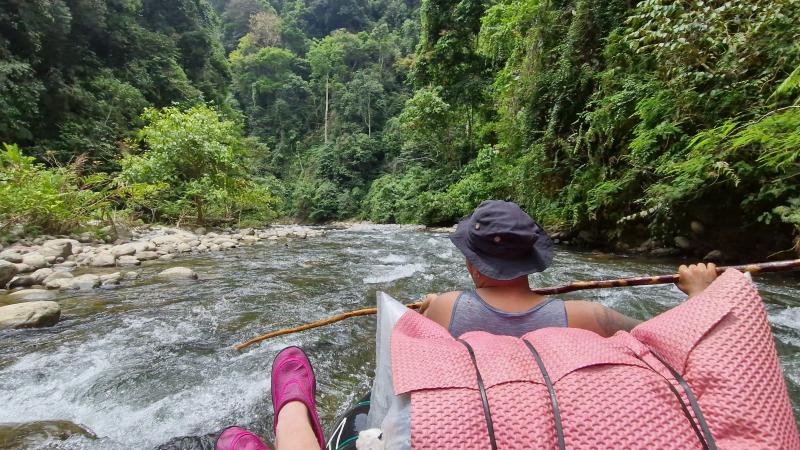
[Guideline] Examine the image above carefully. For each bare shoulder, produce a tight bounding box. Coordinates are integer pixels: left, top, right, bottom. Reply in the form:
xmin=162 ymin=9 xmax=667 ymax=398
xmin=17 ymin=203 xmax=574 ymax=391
xmin=423 ymin=291 xmax=461 ymax=328
xmin=424 ymin=291 xmax=460 ymax=314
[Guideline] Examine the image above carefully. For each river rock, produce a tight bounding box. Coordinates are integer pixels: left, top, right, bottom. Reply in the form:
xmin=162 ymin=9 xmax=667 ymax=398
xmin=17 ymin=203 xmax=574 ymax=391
xmin=0 ymin=250 xmax=23 ymax=263
xmin=39 ymin=239 xmax=73 ymax=258
xmin=132 ymin=241 xmax=153 ymax=252
xmin=9 ymin=289 xmax=57 ymax=301
xmin=44 ymin=271 xmax=73 ymax=284
xmin=72 ymin=274 xmax=101 ymax=290
xmin=194 ymin=227 xmax=207 ymax=235
xmin=100 ymin=272 xmax=122 ymax=286
xmin=650 ymin=247 xmax=680 ymax=257
xmin=13 ymin=263 xmax=33 ymax=274
xmin=221 ymin=241 xmax=237 ymax=249
xmin=0 ymin=301 xmax=61 ymax=329
xmin=690 ymin=220 xmax=705 ymax=235
xmin=110 ymin=243 xmax=137 ymax=257
xmin=89 ymin=252 xmax=116 ymax=267
xmin=53 ymin=261 xmax=77 ymax=269
xmin=0 ymin=260 xmax=18 ymax=287
xmin=30 ymin=268 xmax=54 ymax=284
xmin=77 ymin=232 xmax=95 ymax=243
xmin=134 ymin=251 xmax=158 ymax=261
xmin=123 ymin=271 xmax=140 ymax=280
xmin=209 ymin=244 xmax=220 ymax=252
xmin=242 ymin=236 xmax=259 ymax=243
xmin=152 ymin=235 xmax=184 ymax=246
xmin=158 ymin=267 xmax=198 ymax=280
xmin=196 ymin=244 xmax=208 ymax=252
xmin=176 ymin=243 xmax=192 ymax=253
xmin=21 ymin=253 xmax=48 ymax=270
xmin=0 ymin=420 xmax=96 ymax=448
xmin=159 ymin=254 xmax=175 ymax=261
xmin=45 ymin=278 xmax=76 ymax=290
xmin=674 ymin=236 xmax=692 ymax=250
xmin=703 ymin=249 xmax=724 ymax=262
xmin=117 ymin=255 xmax=141 ymax=266
xmin=8 ymin=275 xmax=36 ymax=289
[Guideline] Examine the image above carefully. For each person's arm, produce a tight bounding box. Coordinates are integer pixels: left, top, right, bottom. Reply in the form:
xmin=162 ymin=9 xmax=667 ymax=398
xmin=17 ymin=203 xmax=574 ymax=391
xmin=566 ymin=263 xmax=720 ymax=337
xmin=565 ymin=301 xmax=641 ymax=338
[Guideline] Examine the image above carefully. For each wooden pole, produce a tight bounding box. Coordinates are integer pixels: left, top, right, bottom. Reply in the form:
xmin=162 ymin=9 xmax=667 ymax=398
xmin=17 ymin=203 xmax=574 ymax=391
xmin=234 ymin=259 xmax=800 ymax=351
xmin=530 ymin=259 xmax=800 ymax=295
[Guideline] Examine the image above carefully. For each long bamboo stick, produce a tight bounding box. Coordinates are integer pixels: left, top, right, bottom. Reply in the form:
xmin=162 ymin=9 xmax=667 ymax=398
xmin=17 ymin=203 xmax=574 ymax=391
xmin=234 ymin=259 xmax=800 ymax=351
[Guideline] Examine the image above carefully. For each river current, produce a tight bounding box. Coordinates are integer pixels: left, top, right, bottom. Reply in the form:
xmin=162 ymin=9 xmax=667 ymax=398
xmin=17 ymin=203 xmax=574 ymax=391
xmin=0 ymin=225 xmax=798 ymax=448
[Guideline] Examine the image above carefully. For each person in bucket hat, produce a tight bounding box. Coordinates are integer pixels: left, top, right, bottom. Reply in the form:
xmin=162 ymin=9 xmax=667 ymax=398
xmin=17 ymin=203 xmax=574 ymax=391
xmin=422 ymin=200 xmax=719 ymax=338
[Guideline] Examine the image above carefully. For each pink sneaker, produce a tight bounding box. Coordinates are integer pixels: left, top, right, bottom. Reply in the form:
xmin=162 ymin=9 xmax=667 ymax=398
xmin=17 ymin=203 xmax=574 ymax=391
xmin=215 ymin=427 xmax=270 ymax=450
xmin=271 ymin=346 xmax=325 ymax=450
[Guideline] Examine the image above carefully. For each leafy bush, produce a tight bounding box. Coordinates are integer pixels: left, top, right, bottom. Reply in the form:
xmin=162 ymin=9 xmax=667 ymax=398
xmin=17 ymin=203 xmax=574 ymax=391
xmin=0 ymin=143 xmax=110 ymax=237
xmin=117 ymin=105 xmax=281 ymax=226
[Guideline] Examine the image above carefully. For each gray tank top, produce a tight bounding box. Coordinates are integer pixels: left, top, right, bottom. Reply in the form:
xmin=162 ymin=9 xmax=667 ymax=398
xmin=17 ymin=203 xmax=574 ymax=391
xmin=448 ymin=290 xmax=567 ymax=338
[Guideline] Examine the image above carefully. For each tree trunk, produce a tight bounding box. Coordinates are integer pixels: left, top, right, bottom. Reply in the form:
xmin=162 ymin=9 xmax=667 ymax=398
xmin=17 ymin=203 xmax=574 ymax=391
xmin=324 ymin=73 xmax=330 ymax=144
xmin=367 ymin=92 xmax=371 ymax=137
xmin=195 ymin=196 xmax=205 ymax=225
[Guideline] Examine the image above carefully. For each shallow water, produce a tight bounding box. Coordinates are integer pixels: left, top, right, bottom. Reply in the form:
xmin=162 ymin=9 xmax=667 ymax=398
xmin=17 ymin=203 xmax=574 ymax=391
xmin=0 ymin=225 xmax=797 ymax=448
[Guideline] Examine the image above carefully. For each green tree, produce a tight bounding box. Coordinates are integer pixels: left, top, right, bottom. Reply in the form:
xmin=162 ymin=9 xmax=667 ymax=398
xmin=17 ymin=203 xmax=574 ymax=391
xmin=118 ymin=105 xmax=279 ymax=224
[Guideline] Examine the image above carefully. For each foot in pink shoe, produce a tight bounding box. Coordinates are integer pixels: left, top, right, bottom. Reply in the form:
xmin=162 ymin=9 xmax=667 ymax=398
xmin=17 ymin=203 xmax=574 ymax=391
xmin=271 ymin=346 xmax=325 ymax=450
xmin=215 ymin=427 xmax=270 ymax=450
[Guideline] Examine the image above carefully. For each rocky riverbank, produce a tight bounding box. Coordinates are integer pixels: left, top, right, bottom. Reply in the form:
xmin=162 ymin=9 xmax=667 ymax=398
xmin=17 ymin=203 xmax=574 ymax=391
xmin=0 ymin=225 xmax=324 ymax=329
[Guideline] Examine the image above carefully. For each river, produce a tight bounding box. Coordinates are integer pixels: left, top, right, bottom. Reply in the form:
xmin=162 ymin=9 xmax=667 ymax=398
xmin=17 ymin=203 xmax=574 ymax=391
xmin=0 ymin=225 xmax=798 ymax=448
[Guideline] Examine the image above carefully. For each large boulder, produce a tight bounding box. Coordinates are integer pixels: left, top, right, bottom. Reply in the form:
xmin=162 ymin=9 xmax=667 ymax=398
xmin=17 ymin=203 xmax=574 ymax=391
xmin=100 ymin=272 xmax=122 ymax=286
xmin=0 ymin=301 xmax=61 ymax=329
xmin=116 ymin=255 xmax=140 ymax=266
xmin=110 ymin=243 xmax=137 ymax=257
xmin=21 ymin=253 xmax=48 ymax=270
xmin=72 ymin=274 xmax=100 ymax=290
xmin=0 ymin=250 xmax=23 ymax=263
xmin=674 ymin=236 xmax=692 ymax=250
xmin=30 ymin=268 xmax=54 ymax=284
xmin=43 ymin=271 xmax=73 ymax=284
xmin=134 ymin=251 xmax=159 ymax=261
xmin=157 ymin=267 xmax=198 ymax=280
xmin=703 ymin=249 xmax=724 ymax=262
xmin=8 ymin=289 xmax=57 ymax=301
xmin=45 ymin=278 xmax=76 ymax=290
xmin=0 ymin=260 xmax=18 ymax=287
xmin=13 ymin=263 xmax=33 ymax=274
xmin=0 ymin=420 xmax=96 ymax=448
xmin=8 ymin=275 xmax=36 ymax=289
xmin=152 ymin=235 xmax=184 ymax=246
xmin=89 ymin=253 xmax=116 ymax=267
xmin=123 ymin=271 xmax=140 ymax=280
xmin=39 ymin=239 xmax=74 ymax=258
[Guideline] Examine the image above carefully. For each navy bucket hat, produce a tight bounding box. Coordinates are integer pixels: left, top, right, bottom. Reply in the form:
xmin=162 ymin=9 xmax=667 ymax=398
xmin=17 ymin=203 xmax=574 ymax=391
xmin=449 ymin=200 xmax=553 ymax=280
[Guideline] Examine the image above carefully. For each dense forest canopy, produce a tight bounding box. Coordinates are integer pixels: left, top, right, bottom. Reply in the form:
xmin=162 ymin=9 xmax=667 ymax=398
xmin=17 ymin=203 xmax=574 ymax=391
xmin=1 ymin=0 xmax=799 ymax=257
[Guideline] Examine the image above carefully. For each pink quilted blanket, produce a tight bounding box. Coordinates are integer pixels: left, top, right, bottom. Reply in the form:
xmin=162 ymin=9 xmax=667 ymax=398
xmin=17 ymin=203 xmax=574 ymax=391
xmin=391 ymin=270 xmax=799 ymax=449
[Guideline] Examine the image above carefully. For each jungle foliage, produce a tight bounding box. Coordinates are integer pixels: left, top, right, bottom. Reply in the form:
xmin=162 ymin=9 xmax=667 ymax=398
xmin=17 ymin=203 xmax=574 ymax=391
xmin=366 ymin=0 xmax=800 ymax=254
xmin=2 ymin=0 xmax=799 ymax=254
